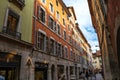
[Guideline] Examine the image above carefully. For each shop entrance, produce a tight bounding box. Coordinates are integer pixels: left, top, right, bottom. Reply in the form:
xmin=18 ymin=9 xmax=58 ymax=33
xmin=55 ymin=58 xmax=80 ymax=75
xmin=0 ymin=67 xmax=19 ymax=80
xmin=35 ymin=62 xmax=48 ymax=80
xmin=0 ymin=52 xmax=21 ymax=80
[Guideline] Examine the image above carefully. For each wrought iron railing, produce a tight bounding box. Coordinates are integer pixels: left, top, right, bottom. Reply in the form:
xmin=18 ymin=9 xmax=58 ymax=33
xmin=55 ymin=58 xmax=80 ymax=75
xmin=8 ymin=0 xmax=25 ymax=8
xmin=2 ymin=26 xmax=21 ymax=40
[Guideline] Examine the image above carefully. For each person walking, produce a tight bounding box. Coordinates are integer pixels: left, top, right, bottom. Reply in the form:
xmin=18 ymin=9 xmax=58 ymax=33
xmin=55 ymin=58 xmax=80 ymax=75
xmin=95 ymin=72 xmax=103 ymax=80
xmin=0 ymin=73 xmax=5 ymax=80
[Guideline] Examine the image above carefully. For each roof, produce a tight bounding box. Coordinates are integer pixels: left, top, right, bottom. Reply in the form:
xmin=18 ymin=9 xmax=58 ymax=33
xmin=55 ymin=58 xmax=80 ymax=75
xmin=58 ymin=0 xmax=71 ymax=17
xmin=67 ymin=6 xmax=77 ymax=20
xmin=93 ymin=50 xmax=101 ymax=57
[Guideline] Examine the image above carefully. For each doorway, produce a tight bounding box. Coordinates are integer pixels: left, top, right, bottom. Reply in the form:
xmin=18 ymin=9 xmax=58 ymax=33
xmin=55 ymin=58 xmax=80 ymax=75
xmin=117 ymin=27 xmax=120 ymax=69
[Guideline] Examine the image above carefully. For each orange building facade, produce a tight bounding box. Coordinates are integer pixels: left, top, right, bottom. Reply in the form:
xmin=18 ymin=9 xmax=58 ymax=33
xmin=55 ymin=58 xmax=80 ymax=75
xmin=31 ymin=0 xmax=92 ymax=80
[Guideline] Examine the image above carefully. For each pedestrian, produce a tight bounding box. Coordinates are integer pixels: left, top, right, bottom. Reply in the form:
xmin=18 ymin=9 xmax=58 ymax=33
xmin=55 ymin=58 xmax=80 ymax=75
xmin=95 ymin=71 xmax=103 ymax=80
xmin=0 ymin=72 xmax=5 ymax=80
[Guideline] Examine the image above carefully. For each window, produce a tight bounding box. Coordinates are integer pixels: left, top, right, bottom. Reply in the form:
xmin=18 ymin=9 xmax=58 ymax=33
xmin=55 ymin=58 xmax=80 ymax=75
xmin=3 ymin=9 xmax=21 ymax=39
xmin=53 ymin=22 xmax=56 ymax=32
xmin=46 ymin=36 xmax=49 ymax=53
xmin=63 ymin=31 xmax=66 ymax=40
xmin=70 ymin=49 xmax=72 ymax=60
xmin=57 ymin=24 xmax=60 ymax=35
xmin=48 ymin=16 xmax=54 ymax=30
xmin=37 ymin=31 xmax=46 ymax=51
xmin=67 ymin=15 xmax=69 ymax=20
xmin=37 ymin=6 xmax=46 ymax=23
xmin=50 ymin=3 xmax=54 ymax=13
xmin=56 ymin=0 xmax=59 ymax=6
xmin=50 ymin=39 xmax=55 ymax=55
xmin=62 ymin=8 xmax=64 ymax=15
xmin=58 ymin=43 xmax=62 ymax=57
xmin=9 ymin=0 xmax=25 ymax=8
xmin=68 ymin=25 xmax=70 ymax=31
xmin=62 ymin=45 xmax=64 ymax=58
xmin=41 ymin=0 xmax=45 ymax=4
xmin=56 ymin=11 xmax=59 ymax=20
xmin=63 ymin=18 xmax=65 ymax=26
xmin=64 ymin=47 xmax=68 ymax=58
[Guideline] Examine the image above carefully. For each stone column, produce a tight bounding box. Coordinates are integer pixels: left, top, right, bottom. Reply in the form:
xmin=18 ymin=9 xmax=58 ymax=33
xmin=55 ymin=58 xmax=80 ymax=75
xmin=64 ymin=65 xmax=67 ymax=80
xmin=55 ymin=65 xmax=58 ymax=80
xmin=68 ymin=66 xmax=70 ymax=80
xmin=29 ymin=66 xmax=35 ymax=80
xmin=48 ymin=65 xmax=51 ymax=80
xmin=76 ymin=67 xmax=79 ymax=80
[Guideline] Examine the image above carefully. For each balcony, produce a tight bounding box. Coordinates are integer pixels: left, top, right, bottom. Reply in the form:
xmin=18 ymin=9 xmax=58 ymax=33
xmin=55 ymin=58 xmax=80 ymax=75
xmin=2 ymin=26 xmax=21 ymax=40
xmin=8 ymin=0 xmax=25 ymax=9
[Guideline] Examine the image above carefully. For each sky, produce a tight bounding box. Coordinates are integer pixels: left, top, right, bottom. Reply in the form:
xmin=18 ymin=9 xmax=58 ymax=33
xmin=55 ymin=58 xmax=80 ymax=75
xmin=63 ymin=0 xmax=100 ymax=52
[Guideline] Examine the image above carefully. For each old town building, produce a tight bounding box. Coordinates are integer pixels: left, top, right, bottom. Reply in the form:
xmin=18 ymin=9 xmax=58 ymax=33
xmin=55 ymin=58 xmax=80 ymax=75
xmin=92 ymin=51 xmax=102 ymax=71
xmin=88 ymin=0 xmax=120 ymax=79
xmin=31 ymin=0 xmax=92 ymax=80
xmin=0 ymin=0 xmax=34 ymax=80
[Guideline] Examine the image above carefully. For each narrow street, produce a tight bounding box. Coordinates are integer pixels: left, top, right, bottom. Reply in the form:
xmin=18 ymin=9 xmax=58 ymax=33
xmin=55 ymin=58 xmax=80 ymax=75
xmin=0 ymin=0 xmax=120 ymax=80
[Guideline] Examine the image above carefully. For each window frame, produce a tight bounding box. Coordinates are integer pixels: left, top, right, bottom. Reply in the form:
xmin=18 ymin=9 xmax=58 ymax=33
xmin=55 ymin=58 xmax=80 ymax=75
xmin=37 ymin=6 xmax=46 ymax=24
xmin=64 ymin=46 xmax=68 ymax=59
xmin=50 ymin=37 xmax=56 ymax=55
xmin=49 ymin=3 xmax=54 ymax=13
xmin=56 ymin=11 xmax=60 ymax=20
xmin=41 ymin=0 xmax=46 ymax=4
xmin=56 ymin=23 xmax=61 ymax=35
xmin=37 ymin=29 xmax=46 ymax=51
xmin=48 ymin=16 xmax=54 ymax=30
xmin=3 ymin=8 xmax=21 ymax=39
xmin=63 ymin=30 xmax=66 ymax=40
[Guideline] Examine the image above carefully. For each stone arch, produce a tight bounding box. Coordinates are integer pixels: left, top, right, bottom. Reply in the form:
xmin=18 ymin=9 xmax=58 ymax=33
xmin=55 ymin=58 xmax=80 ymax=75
xmin=115 ymin=15 xmax=120 ymax=69
xmin=117 ymin=27 xmax=120 ymax=68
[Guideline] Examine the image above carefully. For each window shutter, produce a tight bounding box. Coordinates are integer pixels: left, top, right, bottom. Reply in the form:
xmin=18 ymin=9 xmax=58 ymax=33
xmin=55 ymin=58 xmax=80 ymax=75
xmin=48 ymin=16 xmax=50 ymax=28
xmin=37 ymin=6 xmax=40 ymax=20
xmin=53 ymin=21 xmax=56 ymax=32
xmin=46 ymin=36 xmax=50 ymax=54
xmin=62 ymin=45 xmax=64 ymax=58
xmin=55 ymin=41 xmax=58 ymax=56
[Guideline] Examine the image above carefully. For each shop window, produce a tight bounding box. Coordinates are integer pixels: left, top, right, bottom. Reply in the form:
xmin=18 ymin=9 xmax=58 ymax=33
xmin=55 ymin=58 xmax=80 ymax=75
xmin=37 ymin=31 xmax=46 ymax=51
xmin=35 ymin=62 xmax=48 ymax=80
xmin=0 ymin=52 xmax=21 ymax=80
xmin=37 ymin=6 xmax=46 ymax=24
xmin=70 ymin=66 xmax=74 ymax=75
xmin=2 ymin=9 xmax=21 ymax=39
